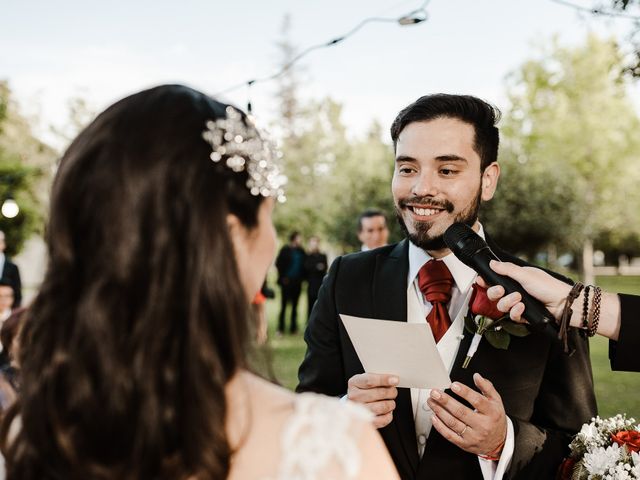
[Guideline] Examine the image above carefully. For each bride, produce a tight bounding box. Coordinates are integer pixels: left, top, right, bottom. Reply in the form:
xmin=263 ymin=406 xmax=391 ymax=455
xmin=0 ymin=85 xmax=398 ymax=480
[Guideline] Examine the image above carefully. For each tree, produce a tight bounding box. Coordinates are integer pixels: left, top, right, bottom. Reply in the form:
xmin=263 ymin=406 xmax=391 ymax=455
xmin=482 ymin=147 xmax=581 ymax=260
xmin=50 ymin=95 xmax=96 ymax=149
xmin=599 ymin=1 xmax=640 ymax=77
xmin=495 ymin=34 xmax=640 ymax=281
xmin=270 ymin=16 xmax=340 ymax=241
xmin=324 ymin=121 xmax=399 ymax=252
xmin=269 ymin=16 xmax=407 ymax=252
xmin=0 ymin=81 xmax=50 ymax=255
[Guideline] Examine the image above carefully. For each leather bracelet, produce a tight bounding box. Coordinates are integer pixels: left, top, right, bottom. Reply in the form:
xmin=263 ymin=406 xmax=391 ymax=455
xmin=588 ymin=286 xmax=602 ymax=337
xmin=558 ymin=282 xmax=583 ymax=353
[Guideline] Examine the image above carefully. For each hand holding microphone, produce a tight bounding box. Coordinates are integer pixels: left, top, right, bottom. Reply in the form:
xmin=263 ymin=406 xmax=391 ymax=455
xmin=478 ymin=261 xmax=572 ymax=324
xmin=443 ymin=223 xmax=559 ymax=339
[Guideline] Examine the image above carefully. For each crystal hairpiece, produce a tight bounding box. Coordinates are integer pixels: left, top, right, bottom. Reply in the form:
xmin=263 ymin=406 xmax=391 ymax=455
xmin=202 ymin=106 xmax=286 ymax=202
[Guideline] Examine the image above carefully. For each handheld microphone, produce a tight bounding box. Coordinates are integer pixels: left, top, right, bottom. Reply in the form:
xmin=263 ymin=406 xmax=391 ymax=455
xmin=443 ymin=222 xmax=558 ymax=339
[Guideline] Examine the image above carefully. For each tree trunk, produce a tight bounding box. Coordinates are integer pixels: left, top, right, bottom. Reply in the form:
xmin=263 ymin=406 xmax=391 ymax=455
xmin=582 ymin=239 xmax=595 ymax=285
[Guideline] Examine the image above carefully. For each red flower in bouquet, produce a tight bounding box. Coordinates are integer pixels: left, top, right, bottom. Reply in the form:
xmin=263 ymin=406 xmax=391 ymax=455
xmin=556 ymin=457 xmax=575 ymax=480
xmin=611 ymin=430 xmax=640 ymax=452
xmin=469 ymin=283 xmax=503 ymax=320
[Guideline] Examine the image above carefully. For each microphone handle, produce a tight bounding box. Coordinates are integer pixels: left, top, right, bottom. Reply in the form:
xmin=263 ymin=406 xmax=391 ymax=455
xmin=473 ymin=248 xmax=558 ymax=339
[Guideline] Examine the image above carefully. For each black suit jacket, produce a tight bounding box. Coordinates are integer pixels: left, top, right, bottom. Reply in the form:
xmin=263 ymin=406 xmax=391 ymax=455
xmin=1 ymin=259 xmax=21 ymax=308
xmin=609 ymin=293 xmax=640 ymax=372
xmin=297 ymin=238 xmax=597 ymax=480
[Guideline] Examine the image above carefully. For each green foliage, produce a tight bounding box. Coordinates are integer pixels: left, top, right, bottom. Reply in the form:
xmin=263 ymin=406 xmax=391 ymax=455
xmin=0 ymin=80 xmax=51 ymax=255
xmin=489 ymin=35 xmax=640 ymax=261
xmin=274 ymin=101 xmax=400 ymax=252
xmin=0 ymin=159 xmax=43 ymax=256
xmin=483 ymin=148 xmax=582 ymax=256
xmin=323 ymin=121 xmax=400 ymax=252
xmin=271 ymin=22 xmax=400 ymax=252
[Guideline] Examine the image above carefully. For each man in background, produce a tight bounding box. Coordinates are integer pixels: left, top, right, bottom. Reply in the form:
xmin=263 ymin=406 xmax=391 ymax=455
xmin=357 ymin=209 xmax=389 ymax=251
xmin=0 ymin=231 xmax=21 ymax=308
xmin=275 ymin=231 xmax=306 ymax=335
xmin=304 ymin=236 xmax=328 ymax=322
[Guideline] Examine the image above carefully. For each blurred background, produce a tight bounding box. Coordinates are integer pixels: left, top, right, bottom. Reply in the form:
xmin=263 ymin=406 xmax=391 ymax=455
xmin=1 ymin=0 xmax=639 ymax=416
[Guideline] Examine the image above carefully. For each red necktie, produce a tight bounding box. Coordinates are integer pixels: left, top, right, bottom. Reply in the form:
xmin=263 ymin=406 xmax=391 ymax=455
xmin=418 ymin=260 xmax=454 ymax=343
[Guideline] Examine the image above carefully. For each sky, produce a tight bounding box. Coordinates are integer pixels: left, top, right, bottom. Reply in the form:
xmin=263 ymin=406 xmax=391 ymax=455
xmin=2 ymin=0 xmax=638 ymax=150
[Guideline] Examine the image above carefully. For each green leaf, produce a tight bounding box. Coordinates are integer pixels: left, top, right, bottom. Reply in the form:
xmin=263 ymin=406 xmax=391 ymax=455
xmin=485 ymin=330 xmax=511 ymax=350
xmin=464 ymin=314 xmax=478 ymax=334
xmin=571 ymin=460 xmax=588 ymax=480
xmin=500 ymin=321 xmax=531 ymax=337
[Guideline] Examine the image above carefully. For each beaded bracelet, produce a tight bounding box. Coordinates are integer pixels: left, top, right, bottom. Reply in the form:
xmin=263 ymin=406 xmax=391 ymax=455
xmin=581 ymin=285 xmax=592 ymax=331
xmin=588 ymin=286 xmax=602 ymax=337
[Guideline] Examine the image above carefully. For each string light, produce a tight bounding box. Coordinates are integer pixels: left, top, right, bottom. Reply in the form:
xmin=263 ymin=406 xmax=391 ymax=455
xmin=215 ymin=0 xmax=431 ymax=107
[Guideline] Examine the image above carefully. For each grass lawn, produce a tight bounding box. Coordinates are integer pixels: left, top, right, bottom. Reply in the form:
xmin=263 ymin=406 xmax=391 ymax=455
xmin=256 ymin=276 xmax=640 ymax=418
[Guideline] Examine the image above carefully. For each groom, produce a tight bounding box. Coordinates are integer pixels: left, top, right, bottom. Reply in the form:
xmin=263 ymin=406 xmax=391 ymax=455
xmin=297 ymin=94 xmax=597 ymax=479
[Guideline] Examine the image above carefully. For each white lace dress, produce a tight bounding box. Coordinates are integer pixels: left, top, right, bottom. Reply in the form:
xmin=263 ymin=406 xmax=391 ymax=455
xmin=268 ymin=392 xmax=373 ymax=480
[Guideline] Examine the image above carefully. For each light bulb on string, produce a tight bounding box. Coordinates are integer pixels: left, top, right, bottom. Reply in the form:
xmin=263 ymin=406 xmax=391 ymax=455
xmin=1 ymin=197 xmax=19 ymax=219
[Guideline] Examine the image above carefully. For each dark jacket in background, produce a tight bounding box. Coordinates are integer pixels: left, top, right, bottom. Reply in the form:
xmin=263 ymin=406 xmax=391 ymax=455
xmin=1 ymin=259 xmax=21 ymax=308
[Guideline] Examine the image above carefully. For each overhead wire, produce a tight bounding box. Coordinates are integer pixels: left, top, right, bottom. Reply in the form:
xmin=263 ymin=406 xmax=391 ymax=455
xmin=214 ymin=0 xmax=431 ymax=99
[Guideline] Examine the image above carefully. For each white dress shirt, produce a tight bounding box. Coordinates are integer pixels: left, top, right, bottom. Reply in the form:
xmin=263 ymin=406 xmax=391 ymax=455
xmin=406 ymin=225 xmax=514 ymax=479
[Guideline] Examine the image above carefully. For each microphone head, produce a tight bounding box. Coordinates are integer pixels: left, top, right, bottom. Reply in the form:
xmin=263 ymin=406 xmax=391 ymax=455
xmin=443 ymin=223 xmax=488 ymax=266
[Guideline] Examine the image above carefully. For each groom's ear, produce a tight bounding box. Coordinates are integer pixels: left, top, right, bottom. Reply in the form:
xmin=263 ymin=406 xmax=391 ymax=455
xmin=480 ymin=162 xmax=500 ymax=201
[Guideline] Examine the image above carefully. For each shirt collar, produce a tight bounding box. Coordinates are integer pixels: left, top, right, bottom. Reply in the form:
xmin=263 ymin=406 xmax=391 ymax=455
xmin=407 ymin=223 xmax=486 ymax=293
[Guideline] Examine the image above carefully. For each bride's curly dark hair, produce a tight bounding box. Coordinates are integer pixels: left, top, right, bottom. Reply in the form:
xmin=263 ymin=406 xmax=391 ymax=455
xmin=0 ymin=85 xmax=264 ymax=479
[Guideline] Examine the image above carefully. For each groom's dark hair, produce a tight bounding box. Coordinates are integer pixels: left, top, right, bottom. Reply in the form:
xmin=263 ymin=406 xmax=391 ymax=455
xmin=390 ymin=93 xmax=500 ymax=171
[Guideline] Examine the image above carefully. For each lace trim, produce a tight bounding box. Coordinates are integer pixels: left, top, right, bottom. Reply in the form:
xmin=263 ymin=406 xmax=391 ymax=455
xmin=273 ymin=393 xmax=371 ymax=480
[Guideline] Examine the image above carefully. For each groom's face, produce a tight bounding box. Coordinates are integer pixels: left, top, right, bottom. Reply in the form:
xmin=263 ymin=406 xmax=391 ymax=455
xmin=391 ymin=117 xmax=499 ymax=254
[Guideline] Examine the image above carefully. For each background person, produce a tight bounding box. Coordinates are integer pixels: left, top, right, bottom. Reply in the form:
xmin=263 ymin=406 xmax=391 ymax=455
xmin=275 ymin=231 xmax=306 ymax=335
xmin=0 ymin=231 xmax=21 ymax=308
xmin=0 ymin=307 xmax=27 ymax=394
xmin=304 ymin=235 xmax=328 ymax=321
xmin=357 ymin=209 xmax=389 ymax=251
xmin=0 ymin=281 xmax=15 ymax=326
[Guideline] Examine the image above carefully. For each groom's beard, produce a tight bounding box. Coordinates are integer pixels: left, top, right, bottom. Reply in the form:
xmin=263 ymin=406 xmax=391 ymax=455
xmin=395 ymin=188 xmax=482 ymax=251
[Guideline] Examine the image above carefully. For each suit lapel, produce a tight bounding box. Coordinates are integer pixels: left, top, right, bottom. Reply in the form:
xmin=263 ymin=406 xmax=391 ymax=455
xmin=372 ymin=240 xmax=420 ymax=474
xmin=372 ymin=240 xmax=409 ymax=323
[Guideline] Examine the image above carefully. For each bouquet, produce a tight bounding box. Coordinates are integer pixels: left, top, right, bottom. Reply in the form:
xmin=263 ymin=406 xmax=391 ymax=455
xmin=558 ymin=415 xmax=640 ymax=479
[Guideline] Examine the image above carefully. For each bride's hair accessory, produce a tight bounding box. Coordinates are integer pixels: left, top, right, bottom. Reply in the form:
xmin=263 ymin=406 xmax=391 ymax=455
xmin=202 ymin=106 xmax=286 ymax=202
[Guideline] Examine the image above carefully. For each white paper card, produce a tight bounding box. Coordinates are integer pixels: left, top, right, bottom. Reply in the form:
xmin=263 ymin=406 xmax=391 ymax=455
xmin=340 ymin=314 xmax=451 ymax=389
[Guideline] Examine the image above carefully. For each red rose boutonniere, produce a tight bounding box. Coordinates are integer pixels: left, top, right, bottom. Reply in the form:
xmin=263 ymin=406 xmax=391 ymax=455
xmin=462 ymin=283 xmax=530 ymax=368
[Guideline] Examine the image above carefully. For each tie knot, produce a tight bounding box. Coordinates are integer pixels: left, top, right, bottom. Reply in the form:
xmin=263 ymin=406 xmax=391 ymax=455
xmin=417 ymin=260 xmax=454 ymax=304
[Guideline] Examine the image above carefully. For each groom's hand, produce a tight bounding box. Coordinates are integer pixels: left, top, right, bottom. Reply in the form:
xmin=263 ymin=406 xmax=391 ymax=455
xmin=427 ymin=373 xmax=507 ymax=457
xmin=347 ymin=373 xmax=399 ymax=429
